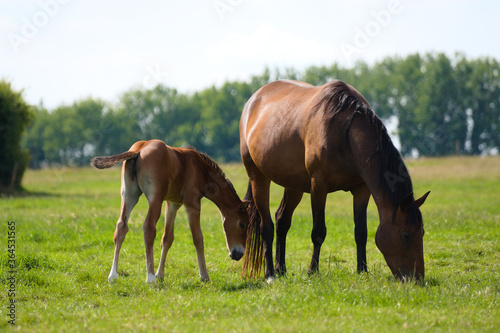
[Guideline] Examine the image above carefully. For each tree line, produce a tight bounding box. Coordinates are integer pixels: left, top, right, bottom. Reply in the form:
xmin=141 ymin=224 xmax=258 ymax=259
xmin=22 ymin=52 xmax=500 ymax=169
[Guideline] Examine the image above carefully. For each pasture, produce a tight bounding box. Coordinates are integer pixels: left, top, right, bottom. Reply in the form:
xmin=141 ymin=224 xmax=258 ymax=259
xmin=1 ymin=156 xmax=499 ymax=332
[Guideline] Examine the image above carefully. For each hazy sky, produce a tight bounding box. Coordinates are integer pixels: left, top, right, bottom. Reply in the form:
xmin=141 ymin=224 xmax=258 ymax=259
xmin=1 ymin=0 xmax=499 ymax=109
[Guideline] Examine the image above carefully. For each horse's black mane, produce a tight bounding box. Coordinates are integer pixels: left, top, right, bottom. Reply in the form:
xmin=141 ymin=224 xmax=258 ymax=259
xmin=315 ymin=81 xmax=419 ymax=226
xmin=192 ymin=149 xmax=239 ymax=198
xmin=315 ymin=80 xmax=377 ymax=132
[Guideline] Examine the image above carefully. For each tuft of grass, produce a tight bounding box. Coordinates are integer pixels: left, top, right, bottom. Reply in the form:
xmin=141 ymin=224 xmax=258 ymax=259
xmin=0 ymin=156 xmax=499 ymax=332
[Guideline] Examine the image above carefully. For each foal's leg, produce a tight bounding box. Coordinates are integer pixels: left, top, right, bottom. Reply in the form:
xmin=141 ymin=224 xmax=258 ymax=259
xmin=309 ymin=177 xmax=328 ymax=274
xmin=185 ymin=204 xmax=209 ymax=281
xmin=352 ymin=185 xmax=371 ymax=273
xmin=143 ymin=197 xmax=163 ymax=283
xmin=109 ymin=169 xmax=142 ymax=282
xmin=156 ymin=201 xmax=181 ymax=280
xmin=275 ymin=188 xmax=303 ymax=275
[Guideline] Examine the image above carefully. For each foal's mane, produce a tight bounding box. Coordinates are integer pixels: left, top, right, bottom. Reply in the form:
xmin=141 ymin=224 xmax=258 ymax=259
xmin=315 ymin=81 xmax=419 ymax=226
xmin=193 ymin=149 xmax=239 ymax=198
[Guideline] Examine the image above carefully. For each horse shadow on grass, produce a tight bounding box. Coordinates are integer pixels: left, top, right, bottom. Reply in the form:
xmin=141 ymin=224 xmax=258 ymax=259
xmin=216 ymin=280 xmax=264 ymax=292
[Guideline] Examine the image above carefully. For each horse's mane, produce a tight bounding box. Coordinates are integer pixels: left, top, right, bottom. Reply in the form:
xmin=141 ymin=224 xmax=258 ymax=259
xmin=192 ymin=149 xmax=239 ymax=198
xmin=315 ymin=81 xmax=418 ymax=226
xmin=314 ymin=80 xmax=377 ymax=138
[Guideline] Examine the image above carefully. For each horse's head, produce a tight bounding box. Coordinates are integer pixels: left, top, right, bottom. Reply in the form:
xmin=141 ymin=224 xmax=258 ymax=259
xmin=222 ymin=201 xmax=250 ymax=261
xmin=375 ymin=191 xmax=430 ymax=281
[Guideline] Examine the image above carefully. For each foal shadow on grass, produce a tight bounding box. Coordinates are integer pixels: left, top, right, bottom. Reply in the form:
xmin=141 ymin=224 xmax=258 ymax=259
xmin=1 ymin=188 xmax=62 ymax=198
xmin=158 ymin=279 xmax=263 ymax=292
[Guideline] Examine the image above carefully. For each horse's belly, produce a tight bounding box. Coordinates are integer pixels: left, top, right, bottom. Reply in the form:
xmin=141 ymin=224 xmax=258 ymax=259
xmin=266 ymin=168 xmax=312 ymax=193
xmin=249 ymin=135 xmax=364 ymax=194
xmin=253 ymin=157 xmax=362 ymax=194
xmin=248 ymin=137 xmax=312 ymax=192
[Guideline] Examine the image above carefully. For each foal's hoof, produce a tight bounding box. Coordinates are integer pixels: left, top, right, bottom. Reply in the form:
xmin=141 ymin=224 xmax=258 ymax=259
xmin=146 ymin=273 xmax=157 ymax=283
xmin=266 ymin=276 xmax=275 ymax=284
xmin=108 ymin=272 xmax=119 ymax=283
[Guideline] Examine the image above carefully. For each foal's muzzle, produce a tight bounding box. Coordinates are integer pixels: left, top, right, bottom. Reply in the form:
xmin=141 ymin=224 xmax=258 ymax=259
xmin=229 ymin=247 xmax=244 ymax=261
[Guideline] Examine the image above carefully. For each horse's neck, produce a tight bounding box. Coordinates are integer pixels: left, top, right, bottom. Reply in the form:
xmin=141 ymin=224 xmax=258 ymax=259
xmin=351 ymin=130 xmax=412 ymax=220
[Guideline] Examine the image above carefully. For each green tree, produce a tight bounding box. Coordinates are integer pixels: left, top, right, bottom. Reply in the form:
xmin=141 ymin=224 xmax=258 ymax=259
xmin=113 ymin=85 xmax=204 ymax=152
xmin=0 ymin=79 xmax=34 ymax=192
xmin=41 ymin=98 xmax=108 ymax=166
xmin=416 ymin=53 xmax=466 ymax=156
xmin=23 ymin=103 xmax=50 ymax=168
xmin=197 ymin=82 xmax=249 ymax=161
xmin=458 ymin=56 xmax=500 ymax=154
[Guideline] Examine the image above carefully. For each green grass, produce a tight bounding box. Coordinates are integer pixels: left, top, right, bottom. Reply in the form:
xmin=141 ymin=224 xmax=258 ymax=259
xmin=1 ymin=156 xmax=499 ymax=332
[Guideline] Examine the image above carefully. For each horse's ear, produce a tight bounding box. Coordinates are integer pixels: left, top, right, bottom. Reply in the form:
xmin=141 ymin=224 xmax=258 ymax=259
xmin=415 ymin=191 xmax=430 ymax=208
xmin=400 ymin=192 xmax=414 ymax=211
xmin=239 ymin=201 xmax=250 ymax=211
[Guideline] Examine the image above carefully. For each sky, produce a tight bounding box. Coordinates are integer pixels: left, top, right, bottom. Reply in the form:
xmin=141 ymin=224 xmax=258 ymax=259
xmin=1 ymin=0 xmax=500 ymax=109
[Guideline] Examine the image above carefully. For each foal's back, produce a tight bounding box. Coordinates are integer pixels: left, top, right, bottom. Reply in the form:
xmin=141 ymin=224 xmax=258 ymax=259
xmin=125 ymin=140 xmax=201 ymax=205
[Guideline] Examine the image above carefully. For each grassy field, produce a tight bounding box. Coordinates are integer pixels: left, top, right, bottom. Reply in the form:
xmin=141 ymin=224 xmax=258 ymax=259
xmin=1 ymin=156 xmax=499 ymax=332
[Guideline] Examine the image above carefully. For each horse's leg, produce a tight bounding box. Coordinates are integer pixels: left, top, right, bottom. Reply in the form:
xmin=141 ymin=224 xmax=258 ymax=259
xmin=143 ymin=197 xmax=163 ymax=283
xmin=309 ymin=178 xmax=328 ymax=274
xmin=352 ymin=185 xmax=371 ymax=273
xmin=156 ymin=201 xmax=181 ymax=280
xmin=185 ymin=204 xmax=209 ymax=281
xmin=275 ymin=188 xmax=303 ymax=275
xmin=108 ymin=167 xmax=142 ymax=282
xmin=250 ymin=174 xmax=274 ymax=280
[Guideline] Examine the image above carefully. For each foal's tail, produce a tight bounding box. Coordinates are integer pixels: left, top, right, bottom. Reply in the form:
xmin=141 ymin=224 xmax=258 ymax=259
xmin=91 ymin=151 xmax=139 ymax=169
xmin=242 ymin=181 xmax=265 ymax=279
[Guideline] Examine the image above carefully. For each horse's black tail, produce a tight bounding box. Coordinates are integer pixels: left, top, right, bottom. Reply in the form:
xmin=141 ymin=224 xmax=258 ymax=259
xmin=91 ymin=151 xmax=139 ymax=169
xmin=242 ymin=181 xmax=265 ymax=279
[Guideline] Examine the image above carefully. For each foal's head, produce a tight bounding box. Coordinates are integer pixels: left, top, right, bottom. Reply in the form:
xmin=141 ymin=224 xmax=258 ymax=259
xmin=375 ymin=191 xmax=430 ymax=281
xmin=195 ymin=150 xmax=250 ymax=262
xmin=221 ymin=201 xmax=250 ymax=261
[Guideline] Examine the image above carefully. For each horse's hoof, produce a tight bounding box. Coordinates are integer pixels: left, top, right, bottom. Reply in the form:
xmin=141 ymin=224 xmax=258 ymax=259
xmin=266 ymin=276 xmax=275 ymax=284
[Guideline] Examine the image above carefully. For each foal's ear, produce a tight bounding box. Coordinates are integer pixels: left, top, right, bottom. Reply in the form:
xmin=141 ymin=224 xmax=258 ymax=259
xmin=415 ymin=191 xmax=430 ymax=208
xmin=239 ymin=201 xmax=250 ymax=211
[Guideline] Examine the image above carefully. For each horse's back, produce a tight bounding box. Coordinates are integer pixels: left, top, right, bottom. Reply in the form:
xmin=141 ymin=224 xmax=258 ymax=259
xmin=240 ymin=81 xmax=328 ymax=192
xmin=241 ymin=80 xmax=317 ymax=134
xmin=240 ymin=80 xmax=369 ymax=193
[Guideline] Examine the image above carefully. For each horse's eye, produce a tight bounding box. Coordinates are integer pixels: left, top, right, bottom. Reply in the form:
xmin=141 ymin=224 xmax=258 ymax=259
xmin=238 ymin=221 xmax=245 ymax=230
xmin=402 ymin=232 xmax=411 ymax=240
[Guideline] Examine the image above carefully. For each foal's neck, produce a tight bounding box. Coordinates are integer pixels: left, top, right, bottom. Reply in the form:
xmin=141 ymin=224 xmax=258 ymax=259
xmin=200 ymin=164 xmax=239 ymax=214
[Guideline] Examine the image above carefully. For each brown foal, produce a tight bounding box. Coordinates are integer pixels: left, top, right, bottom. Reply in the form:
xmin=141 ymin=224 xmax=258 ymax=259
xmin=92 ymin=140 xmax=249 ymax=282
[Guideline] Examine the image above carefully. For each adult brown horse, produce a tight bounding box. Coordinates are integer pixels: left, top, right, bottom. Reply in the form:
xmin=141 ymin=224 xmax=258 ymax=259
xmin=240 ymin=80 xmax=430 ymax=281
xmin=91 ymin=140 xmax=249 ymax=283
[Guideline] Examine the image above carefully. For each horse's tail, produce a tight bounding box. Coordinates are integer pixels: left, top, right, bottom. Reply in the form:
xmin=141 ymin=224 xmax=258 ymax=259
xmin=242 ymin=181 xmax=265 ymax=279
xmin=91 ymin=151 xmax=139 ymax=169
